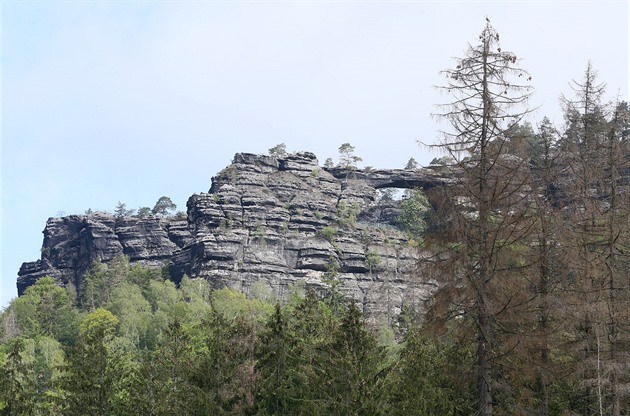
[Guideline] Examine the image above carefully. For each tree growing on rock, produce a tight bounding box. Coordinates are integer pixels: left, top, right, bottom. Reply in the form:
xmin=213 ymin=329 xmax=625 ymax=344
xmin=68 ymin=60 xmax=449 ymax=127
xmin=152 ymin=196 xmax=177 ymax=217
xmin=136 ymin=206 xmax=152 ymax=218
xmin=114 ymin=201 xmax=134 ymax=219
xmin=268 ymin=143 xmax=288 ymax=158
xmin=338 ymin=143 xmax=362 ymax=170
xmin=404 ymin=157 xmax=418 ymax=170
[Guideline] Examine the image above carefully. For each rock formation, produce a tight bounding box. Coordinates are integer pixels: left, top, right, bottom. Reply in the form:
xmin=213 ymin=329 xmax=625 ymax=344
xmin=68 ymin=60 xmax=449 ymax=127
xmin=17 ymin=213 xmax=193 ymax=297
xmin=18 ymin=151 xmax=449 ymax=323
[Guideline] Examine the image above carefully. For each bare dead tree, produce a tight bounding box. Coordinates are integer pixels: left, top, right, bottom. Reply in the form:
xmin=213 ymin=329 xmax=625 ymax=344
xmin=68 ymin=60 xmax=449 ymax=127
xmin=559 ymin=64 xmax=630 ymax=415
xmin=428 ymin=19 xmax=534 ymax=416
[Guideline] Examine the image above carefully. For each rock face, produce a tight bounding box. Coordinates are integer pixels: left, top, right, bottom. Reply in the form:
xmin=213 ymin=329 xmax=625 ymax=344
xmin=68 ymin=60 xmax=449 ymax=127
xmin=18 ymin=151 xmax=448 ymax=323
xmin=17 ymin=213 xmax=193 ymax=296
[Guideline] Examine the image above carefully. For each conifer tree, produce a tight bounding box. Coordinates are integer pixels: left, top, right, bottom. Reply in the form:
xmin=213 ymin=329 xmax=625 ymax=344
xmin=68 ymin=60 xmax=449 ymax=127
xmin=386 ymin=329 xmax=475 ymax=416
xmin=0 ymin=338 xmax=37 ymax=416
xmin=282 ymin=291 xmax=336 ymax=415
xmin=139 ymin=319 xmax=203 ymax=415
xmin=430 ymin=19 xmax=533 ymax=416
xmin=600 ymin=101 xmax=630 ymax=415
xmin=526 ymin=117 xmax=563 ymax=416
xmin=323 ymin=301 xmax=389 ymax=415
xmin=255 ymin=304 xmax=292 ymax=416
xmin=557 ymin=64 xmax=626 ymax=415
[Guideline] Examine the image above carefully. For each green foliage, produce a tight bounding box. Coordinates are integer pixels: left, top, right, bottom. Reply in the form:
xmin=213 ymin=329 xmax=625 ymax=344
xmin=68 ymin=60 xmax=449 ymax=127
xmin=114 ymin=201 xmax=135 ymax=218
xmin=9 ymin=276 xmax=78 ymax=342
xmin=80 ymin=256 xmax=130 ymax=310
xmin=397 ymin=188 xmax=430 ymax=242
xmin=138 ymin=319 xmax=206 ymax=415
xmin=365 ymin=250 xmax=381 ymax=271
xmin=152 ymin=196 xmax=177 ymax=217
xmin=337 ymin=200 xmax=361 ymax=227
xmin=404 ymin=157 xmax=418 ymax=169
xmin=503 ymin=121 xmax=539 ymax=159
xmin=78 ymin=308 xmax=119 ymax=344
xmin=125 ymin=262 xmax=163 ymax=288
xmin=249 ymin=281 xmax=276 ymax=304
xmin=136 ymin=206 xmax=152 ymax=218
xmin=429 ymin=155 xmax=455 ymax=167
xmin=268 ymin=143 xmax=287 ymax=158
xmin=338 ymin=142 xmax=363 ymax=169
xmin=63 ymin=308 xmax=134 ymax=416
xmin=325 ymin=255 xmax=340 ymax=277
xmin=323 ymin=257 xmax=346 ymax=316
xmin=218 ymin=164 xmax=238 ymax=184
xmin=191 ymin=307 xmax=258 ymax=414
xmin=377 ymin=188 xmax=396 ymax=201
xmin=317 ymin=225 xmax=338 ymax=243
xmin=212 ymin=287 xmax=273 ymax=324
xmin=255 ymin=304 xmax=291 ymax=415
xmin=107 ymin=283 xmax=153 ymax=349
xmin=0 ymin=338 xmax=37 ymax=415
xmin=386 ymin=329 xmax=476 ymax=415
xmin=325 ymin=301 xmax=390 ymax=415
xmin=262 ymin=292 xmax=337 ymax=415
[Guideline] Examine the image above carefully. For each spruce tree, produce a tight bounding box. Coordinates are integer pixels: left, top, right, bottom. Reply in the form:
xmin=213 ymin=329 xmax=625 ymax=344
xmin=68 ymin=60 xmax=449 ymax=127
xmin=323 ymin=301 xmax=389 ymax=415
xmin=430 ymin=19 xmax=533 ymax=416
xmin=0 ymin=338 xmax=37 ymax=416
xmin=255 ymin=304 xmax=292 ymax=416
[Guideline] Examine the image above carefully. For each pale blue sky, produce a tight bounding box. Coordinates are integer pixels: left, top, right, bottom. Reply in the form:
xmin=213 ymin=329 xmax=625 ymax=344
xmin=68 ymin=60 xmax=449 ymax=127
xmin=2 ymin=1 xmax=628 ymax=308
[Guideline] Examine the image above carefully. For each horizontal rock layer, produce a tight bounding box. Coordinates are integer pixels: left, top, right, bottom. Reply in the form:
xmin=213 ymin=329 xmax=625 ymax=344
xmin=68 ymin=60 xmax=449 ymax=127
xmin=17 ymin=214 xmax=192 ymax=296
xmin=18 ymin=151 xmax=446 ymax=323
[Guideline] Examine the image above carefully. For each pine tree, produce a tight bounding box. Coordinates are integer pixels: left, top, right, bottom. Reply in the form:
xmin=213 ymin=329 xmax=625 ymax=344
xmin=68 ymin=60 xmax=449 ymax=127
xmin=600 ymin=101 xmax=630 ymax=415
xmin=526 ymin=117 xmax=562 ymax=416
xmin=338 ymin=143 xmax=362 ymax=170
xmin=152 ymin=196 xmax=177 ymax=217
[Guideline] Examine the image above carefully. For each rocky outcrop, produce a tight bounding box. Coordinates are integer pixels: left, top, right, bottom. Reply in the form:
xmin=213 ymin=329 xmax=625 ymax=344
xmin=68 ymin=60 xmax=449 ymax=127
xmin=18 ymin=151 xmax=446 ymax=323
xmin=17 ymin=214 xmax=192 ymax=296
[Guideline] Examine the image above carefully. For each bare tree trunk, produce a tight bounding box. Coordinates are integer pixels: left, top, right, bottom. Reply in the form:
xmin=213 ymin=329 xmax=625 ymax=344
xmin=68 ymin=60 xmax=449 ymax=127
xmin=431 ymin=19 xmax=533 ymax=415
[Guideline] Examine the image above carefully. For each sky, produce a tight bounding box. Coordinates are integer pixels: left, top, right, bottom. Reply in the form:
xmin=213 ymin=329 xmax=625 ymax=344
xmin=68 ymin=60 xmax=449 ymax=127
xmin=1 ymin=1 xmax=628 ymax=309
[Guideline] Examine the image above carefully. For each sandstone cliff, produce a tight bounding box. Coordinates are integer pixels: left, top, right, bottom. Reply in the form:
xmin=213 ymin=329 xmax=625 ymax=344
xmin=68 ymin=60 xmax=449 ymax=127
xmin=18 ymin=151 xmax=448 ymax=322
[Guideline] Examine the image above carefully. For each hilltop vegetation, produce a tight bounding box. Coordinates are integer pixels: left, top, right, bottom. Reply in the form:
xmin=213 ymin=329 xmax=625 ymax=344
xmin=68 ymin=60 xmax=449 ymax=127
xmin=3 ymin=20 xmax=629 ymax=415
xmin=1 ymin=260 xmax=477 ymax=415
